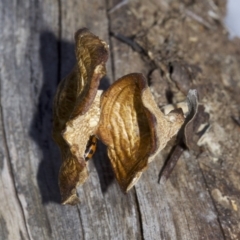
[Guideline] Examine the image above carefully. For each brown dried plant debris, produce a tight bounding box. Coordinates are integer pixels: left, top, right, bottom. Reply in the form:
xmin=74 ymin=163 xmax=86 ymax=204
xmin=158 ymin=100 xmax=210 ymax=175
xmin=159 ymin=90 xmax=210 ymax=184
xmin=52 ymin=28 xmax=188 ymax=205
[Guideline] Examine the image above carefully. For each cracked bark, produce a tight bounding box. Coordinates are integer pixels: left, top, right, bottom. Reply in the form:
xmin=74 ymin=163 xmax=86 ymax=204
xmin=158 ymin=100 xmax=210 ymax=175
xmin=1 ymin=0 xmax=240 ymax=239
xmin=134 ymin=188 xmax=144 ymax=240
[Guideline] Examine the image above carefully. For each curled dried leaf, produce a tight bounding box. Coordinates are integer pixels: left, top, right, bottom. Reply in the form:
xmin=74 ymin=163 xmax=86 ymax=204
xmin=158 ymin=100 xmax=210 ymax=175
xmin=97 ymin=73 xmax=185 ymax=191
xmin=52 ymin=28 xmax=108 ymax=204
xmin=159 ymin=89 xmax=210 ymax=184
xmin=184 ymin=90 xmax=209 ymax=152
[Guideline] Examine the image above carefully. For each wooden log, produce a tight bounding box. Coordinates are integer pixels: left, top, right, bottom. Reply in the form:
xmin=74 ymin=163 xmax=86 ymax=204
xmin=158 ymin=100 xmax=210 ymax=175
xmin=0 ymin=0 xmax=240 ymax=239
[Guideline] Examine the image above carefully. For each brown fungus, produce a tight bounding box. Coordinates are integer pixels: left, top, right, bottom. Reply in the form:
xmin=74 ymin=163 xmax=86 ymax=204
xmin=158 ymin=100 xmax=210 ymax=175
xmin=52 ymin=28 xmax=186 ymax=205
xmin=97 ymin=73 xmax=184 ymax=192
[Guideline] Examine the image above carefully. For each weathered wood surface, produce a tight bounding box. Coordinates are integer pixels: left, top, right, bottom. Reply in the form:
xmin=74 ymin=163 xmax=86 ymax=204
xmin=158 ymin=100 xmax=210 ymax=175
xmin=1 ymin=0 xmax=240 ymax=239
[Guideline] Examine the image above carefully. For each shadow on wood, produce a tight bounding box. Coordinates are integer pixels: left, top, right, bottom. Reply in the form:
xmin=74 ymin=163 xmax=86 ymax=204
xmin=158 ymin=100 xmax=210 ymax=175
xmin=29 ymin=31 xmax=76 ymax=204
xmin=93 ymin=141 xmax=115 ymax=193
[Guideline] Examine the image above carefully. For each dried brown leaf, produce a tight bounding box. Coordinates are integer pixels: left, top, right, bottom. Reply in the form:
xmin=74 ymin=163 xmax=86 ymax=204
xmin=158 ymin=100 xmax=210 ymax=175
xmin=184 ymin=90 xmax=209 ymax=152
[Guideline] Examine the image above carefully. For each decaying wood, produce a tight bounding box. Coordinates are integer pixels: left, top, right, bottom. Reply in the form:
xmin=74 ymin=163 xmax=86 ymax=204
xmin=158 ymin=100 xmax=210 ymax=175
xmin=1 ymin=0 xmax=240 ymax=239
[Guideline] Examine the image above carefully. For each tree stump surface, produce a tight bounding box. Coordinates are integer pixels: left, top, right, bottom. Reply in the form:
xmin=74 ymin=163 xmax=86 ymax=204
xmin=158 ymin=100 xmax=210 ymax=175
xmin=1 ymin=0 xmax=240 ymax=239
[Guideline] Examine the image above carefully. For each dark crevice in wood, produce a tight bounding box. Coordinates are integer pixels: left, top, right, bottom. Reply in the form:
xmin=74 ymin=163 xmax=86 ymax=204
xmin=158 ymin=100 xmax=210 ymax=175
xmin=109 ymin=35 xmax=116 ymax=81
xmin=198 ymin=161 xmax=226 ymax=240
xmin=77 ymin=205 xmax=85 ymax=240
xmin=0 ymin=85 xmax=31 ymax=240
xmin=105 ymin=0 xmax=115 ymax=81
xmin=134 ymin=188 xmax=144 ymax=240
xmin=57 ymin=0 xmax=62 ymax=84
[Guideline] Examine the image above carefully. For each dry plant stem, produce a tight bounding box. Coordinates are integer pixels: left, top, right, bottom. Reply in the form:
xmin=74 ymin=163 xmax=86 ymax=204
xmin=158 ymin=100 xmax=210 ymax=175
xmin=185 ymin=9 xmax=213 ymax=29
xmin=159 ymin=144 xmax=184 ymax=185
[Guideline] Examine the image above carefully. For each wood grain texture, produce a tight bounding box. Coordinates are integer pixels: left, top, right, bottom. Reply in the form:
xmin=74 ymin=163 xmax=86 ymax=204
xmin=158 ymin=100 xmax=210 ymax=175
xmin=1 ymin=0 xmax=240 ymax=239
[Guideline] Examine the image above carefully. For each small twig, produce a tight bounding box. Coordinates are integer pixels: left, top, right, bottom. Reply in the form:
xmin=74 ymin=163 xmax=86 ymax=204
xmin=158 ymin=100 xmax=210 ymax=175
xmin=110 ymin=32 xmax=146 ymax=54
xmin=108 ymin=0 xmax=128 ymax=14
xmin=159 ymin=145 xmax=184 ymax=185
xmin=159 ymin=90 xmax=202 ymax=184
xmin=185 ymin=9 xmax=213 ymax=30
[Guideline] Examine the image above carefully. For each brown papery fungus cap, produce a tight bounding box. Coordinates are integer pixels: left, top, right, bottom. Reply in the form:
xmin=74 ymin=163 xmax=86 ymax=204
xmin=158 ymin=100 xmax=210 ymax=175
xmin=52 ymin=28 xmax=108 ymax=205
xmin=97 ymin=73 xmax=185 ymax=192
